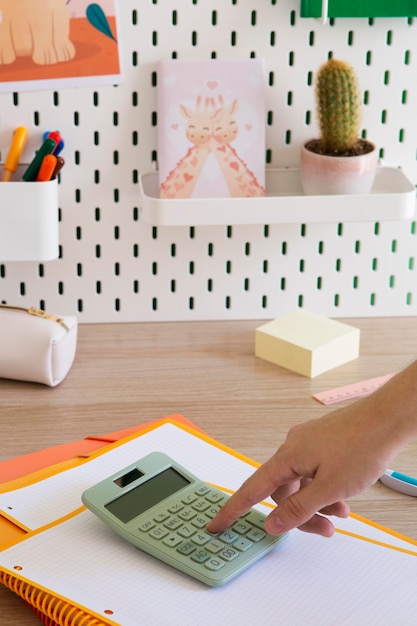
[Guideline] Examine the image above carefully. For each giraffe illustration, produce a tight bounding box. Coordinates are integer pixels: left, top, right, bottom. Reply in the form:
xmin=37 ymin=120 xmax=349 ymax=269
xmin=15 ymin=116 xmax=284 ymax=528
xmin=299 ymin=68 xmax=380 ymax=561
xmin=159 ymin=96 xmax=214 ymax=199
xmin=209 ymin=96 xmax=265 ymax=197
xmin=159 ymin=95 xmax=265 ymax=199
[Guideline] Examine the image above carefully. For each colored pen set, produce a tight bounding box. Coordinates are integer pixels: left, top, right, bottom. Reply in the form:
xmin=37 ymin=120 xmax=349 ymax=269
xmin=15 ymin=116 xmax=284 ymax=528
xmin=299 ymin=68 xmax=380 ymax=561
xmin=1 ymin=127 xmax=65 ymax=183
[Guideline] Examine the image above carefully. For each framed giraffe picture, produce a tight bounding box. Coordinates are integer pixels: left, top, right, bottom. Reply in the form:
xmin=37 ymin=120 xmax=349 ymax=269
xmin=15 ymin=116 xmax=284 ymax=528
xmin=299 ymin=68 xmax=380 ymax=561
xmin=157 ymin=59 xmax=266 ymax=199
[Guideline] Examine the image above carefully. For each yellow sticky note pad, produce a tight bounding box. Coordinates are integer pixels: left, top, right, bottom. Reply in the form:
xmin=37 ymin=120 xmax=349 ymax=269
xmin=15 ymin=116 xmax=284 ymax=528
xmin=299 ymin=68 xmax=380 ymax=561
xmin=255 ymin=311 xmax=360 ymax=378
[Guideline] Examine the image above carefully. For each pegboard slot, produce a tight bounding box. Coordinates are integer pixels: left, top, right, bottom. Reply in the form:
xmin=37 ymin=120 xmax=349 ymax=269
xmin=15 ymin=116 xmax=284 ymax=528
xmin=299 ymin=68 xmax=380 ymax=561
xmin=139 ymin=168 xmax=416 ymax=226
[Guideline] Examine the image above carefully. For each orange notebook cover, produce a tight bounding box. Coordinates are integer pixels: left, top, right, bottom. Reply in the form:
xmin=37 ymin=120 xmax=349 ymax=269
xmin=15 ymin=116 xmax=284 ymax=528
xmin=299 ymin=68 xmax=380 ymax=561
xmin=0 ymin=413 xmax=202 ymax=484
xmin=0 ymin=415 xmax=204 ymax=549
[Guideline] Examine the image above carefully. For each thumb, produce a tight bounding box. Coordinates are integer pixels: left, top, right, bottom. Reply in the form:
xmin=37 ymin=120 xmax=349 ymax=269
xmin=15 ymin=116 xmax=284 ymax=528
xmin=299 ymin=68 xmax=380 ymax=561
xmin=265 ymin=482 xmax=334 ymax=536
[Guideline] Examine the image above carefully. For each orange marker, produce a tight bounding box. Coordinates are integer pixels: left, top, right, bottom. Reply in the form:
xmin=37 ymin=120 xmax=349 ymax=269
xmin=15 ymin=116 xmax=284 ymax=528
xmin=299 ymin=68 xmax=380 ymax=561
xmin=36 ymin=154 xmax=57 ymax=182
xmin=2 ymin=126 xmax=28 ymax=182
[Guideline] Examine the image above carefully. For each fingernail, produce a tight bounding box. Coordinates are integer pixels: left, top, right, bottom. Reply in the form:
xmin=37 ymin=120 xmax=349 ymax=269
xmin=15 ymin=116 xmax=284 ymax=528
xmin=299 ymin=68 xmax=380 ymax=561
xmin=266 ymin=517 xmax=284 ymax=535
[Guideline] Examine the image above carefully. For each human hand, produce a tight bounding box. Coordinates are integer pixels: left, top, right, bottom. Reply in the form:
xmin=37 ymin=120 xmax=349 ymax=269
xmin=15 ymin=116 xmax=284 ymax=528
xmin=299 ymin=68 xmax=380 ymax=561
xmin=208 ymin=395 xmax=403 ymax=538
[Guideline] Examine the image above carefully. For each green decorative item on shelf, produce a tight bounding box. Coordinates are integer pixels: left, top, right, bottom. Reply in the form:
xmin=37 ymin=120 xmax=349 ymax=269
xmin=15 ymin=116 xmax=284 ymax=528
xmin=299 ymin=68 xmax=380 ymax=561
xmin=300 ymin=58 xmax=378 ymax=196
xmin=300 ymin=0 xmax=417 ymax=18
xmin=315 ymin=58 xmax=362 ymax=155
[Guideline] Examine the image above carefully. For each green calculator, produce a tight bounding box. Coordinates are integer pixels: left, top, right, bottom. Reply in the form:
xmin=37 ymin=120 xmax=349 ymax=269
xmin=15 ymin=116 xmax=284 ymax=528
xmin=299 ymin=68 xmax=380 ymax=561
xmin=81 ymin=452 xmax=287 ymax=587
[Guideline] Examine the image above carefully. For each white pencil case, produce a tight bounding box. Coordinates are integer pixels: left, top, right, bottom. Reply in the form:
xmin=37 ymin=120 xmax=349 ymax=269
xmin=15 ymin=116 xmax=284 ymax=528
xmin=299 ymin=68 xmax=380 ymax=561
xmin=0 ymin=305 xmax=78 ymax=386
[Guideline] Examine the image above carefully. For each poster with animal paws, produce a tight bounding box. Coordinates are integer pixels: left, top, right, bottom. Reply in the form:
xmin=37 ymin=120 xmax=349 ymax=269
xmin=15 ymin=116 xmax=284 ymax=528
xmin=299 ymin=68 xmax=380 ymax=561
xmin=0 ymin=0 xmax=121 ymax=92
xmin=157 ymin=59 xmax=266 ymax=199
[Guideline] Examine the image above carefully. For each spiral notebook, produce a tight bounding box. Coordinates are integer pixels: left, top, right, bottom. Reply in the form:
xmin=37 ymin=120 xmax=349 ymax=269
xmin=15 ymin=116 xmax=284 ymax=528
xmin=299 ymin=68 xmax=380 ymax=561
xmin=1 ymin=417 xmax=417 ymax=626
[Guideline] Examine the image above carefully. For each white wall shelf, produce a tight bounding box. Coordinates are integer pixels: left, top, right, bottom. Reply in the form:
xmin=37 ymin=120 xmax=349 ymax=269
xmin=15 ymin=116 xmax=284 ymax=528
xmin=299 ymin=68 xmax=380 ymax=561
xmin=139 ymin=167 xmax=416 ymax=226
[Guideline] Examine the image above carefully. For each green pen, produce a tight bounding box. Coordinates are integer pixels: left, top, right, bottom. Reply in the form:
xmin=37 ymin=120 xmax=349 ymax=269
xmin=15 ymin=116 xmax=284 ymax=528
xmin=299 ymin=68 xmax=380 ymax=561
xmin=22 ymin=137 xmax=56 ymax=182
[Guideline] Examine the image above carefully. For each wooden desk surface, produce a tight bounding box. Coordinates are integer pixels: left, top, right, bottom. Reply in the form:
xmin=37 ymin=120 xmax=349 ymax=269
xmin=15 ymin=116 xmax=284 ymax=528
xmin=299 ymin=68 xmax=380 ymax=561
xmin=1 ymin=317 xmax=417 ymax=623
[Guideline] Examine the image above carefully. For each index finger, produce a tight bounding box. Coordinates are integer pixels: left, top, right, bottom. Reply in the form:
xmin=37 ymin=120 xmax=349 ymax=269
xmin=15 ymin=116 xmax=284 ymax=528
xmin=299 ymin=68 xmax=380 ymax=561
xmin=207 ymin=458 xmax=295 ymax=533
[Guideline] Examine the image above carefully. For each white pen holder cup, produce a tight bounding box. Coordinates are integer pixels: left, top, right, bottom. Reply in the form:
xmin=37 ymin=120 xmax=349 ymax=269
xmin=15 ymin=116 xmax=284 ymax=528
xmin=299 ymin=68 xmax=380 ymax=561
xmin=0 ymin=164 xmax=59 ymax=261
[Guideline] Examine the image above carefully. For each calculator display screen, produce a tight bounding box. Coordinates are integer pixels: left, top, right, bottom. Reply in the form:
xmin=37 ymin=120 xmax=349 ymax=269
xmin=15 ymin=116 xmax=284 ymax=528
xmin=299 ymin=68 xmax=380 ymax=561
xmin=105 ymin=467 xmax=190 ymax=523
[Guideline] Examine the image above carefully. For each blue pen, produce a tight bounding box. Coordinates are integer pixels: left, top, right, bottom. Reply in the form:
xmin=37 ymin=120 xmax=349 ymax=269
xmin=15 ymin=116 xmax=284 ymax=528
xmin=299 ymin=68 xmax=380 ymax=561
xmin=380 ymin=469 xmax=417 ymax=497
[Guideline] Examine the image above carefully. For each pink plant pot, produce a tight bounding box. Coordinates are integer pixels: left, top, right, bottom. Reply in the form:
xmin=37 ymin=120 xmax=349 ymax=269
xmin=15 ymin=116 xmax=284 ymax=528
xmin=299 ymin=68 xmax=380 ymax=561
xmin=300 ymin=143 xmax=378 ymax=195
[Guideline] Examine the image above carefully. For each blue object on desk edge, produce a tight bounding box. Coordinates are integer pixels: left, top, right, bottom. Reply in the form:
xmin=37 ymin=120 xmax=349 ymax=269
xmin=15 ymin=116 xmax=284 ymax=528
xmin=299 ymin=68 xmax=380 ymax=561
xmin=380 ymin=469 xmax=417 ymax=497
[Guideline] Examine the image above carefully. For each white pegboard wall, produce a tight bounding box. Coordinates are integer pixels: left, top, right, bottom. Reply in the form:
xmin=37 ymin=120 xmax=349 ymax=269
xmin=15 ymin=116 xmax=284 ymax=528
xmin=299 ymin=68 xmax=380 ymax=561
xmin=0 ymin=0 xmax=416 ymax=322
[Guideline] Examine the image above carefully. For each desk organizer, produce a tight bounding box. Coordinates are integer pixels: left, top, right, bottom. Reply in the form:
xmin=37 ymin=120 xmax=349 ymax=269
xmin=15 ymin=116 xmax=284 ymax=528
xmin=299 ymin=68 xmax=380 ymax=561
xmin=0 ymin=165 xmax=59 ymax=261
xmin=139 ymin=167 xmax=416 ymax=227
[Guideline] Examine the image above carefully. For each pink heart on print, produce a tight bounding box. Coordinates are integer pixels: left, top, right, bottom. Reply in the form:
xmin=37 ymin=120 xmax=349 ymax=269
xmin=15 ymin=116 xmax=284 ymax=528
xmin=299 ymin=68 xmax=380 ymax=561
xmin=171 ymin=123 xmax=179 ymax=130
xmin=230 ymin=162 xmax=239 ymax=171
xmin=184 ymin=172 xmax=194 ymax=182
xmin=245 ymin=124 xmax=253 ymax=131
xmin=207 ymin=81 xmax=218 ymax=90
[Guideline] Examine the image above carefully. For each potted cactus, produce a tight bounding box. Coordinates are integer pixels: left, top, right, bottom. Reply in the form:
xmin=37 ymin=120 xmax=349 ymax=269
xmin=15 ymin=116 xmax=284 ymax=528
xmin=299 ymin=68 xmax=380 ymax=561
xmin=300 ymin=58 xmax=378 ymax=195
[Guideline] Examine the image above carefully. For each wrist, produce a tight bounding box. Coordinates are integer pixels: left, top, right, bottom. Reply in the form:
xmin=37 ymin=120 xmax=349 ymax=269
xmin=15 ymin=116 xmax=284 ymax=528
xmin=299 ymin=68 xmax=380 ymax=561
xmin=364 ymin=360 xmax=417 ymax=449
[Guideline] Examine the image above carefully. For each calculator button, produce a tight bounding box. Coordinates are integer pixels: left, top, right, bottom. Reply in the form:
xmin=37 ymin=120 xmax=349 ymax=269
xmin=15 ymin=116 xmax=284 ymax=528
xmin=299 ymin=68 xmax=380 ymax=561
xmin=177 ymin=524 xmax=196 ymax=538
xmin=168 ymin=502 xmax=184 ymax=514
xmin=192 ymin=500 xmax=210 ymax=512
xmin=219 ymin=547 xmax=239 ymax=562
xmin=219 ymin=530 xmax=238 ymax=544
xmin=205 ymin=557 xmax=225 ymax=571
xmin=177 ymin=541 xmax=196 ymax=556
xmin=195 ymin=485 xmax=211 ymax=496
xmin=205 ymin=491 xmax=224 ymax=504
xmin=232 ymin=521 xmax=251 ymax=535
xmin=234 ymin=537 xmax=253 ymax=552
xmin=164 ymin=516 xmax=182 ymax=530
xmin=182 ymin=493 xmax=198 ymax=504
xmin=191 ymin=516 xmax=207 ymax=529
xmin=179 ymin=508 xmax=196 ymax=521
xmin=245 ymin=511 xmax=266 ymax=529
xmin=204 ymin=505 xmax=221 ymax=519
xmin=154 ymin=511 xmax=170 ymax=523
xmin=191 ymin=549 xmax=210 ymax=564
xmin=163 ymin=534 xmax=183 ymax=548
xmin=246 ymin=528 xmax=266 ymax=543
xmin=205 ymin=539 xmax=224 ymax=553
xmin=191 ymin=532 xmax=211 ymax=546
xmin=149 ymin=526 xmax=169 ymax=540
xmin=138 ymin=519 xmax=155 ymax=532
